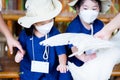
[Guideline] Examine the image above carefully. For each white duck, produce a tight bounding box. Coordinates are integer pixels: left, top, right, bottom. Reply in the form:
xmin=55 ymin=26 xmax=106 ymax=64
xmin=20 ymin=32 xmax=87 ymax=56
xmin=40 ymin=31 xmax=120 ymax=80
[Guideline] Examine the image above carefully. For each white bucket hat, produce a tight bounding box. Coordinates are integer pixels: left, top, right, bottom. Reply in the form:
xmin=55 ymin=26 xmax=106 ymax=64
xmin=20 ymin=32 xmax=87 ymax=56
xmin=18 ymin=0 xmax=62 ymax=28
xmin=68 ymin=0 xmax=112 ymax=14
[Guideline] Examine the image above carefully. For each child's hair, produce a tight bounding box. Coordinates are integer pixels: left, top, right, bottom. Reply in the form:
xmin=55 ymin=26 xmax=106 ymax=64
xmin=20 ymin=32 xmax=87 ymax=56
xmin=24 ymin=26 xmax=34 ymax=36
xmin=73 ymin=0 xmax=102 ymax=12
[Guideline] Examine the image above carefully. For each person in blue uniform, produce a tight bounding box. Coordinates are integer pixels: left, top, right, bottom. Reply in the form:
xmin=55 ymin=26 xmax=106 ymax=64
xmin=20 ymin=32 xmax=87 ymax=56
xmin=14 ymin=0 xmax=72 ymax=80
xmin=66 ymin=0 xmax=111 ymax=66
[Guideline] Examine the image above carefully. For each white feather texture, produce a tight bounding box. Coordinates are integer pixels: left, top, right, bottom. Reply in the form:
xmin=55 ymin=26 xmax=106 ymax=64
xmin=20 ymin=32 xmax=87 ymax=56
xmin=68 ymin=47 xmax=120 ymax=80
xmin=40 ymin=31 xmax=120 ymax=80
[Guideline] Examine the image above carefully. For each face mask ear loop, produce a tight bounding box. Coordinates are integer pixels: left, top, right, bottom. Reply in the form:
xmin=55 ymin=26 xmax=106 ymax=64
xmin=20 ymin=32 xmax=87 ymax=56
xmin=85 ymin=24 xmax=96 ymax=55
xmin=43 ymin=34 xmax=49 ymax=61
xmin=90 ymin=24 xmax=94 ymax=36
xmin=31 ymin=31 xmax=35 ymax=61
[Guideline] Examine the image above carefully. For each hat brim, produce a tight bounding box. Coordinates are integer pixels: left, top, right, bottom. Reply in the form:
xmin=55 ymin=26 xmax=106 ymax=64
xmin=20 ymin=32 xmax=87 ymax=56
xmin=68 ymin=0 xmax=78 ymax=6
xmin=101 ymin=0 xmax=112 ymax=14
xmin=68 ymin=0 xmax=112 ymax=14
xmin=18 ymin=0 xmax=62 ymax=28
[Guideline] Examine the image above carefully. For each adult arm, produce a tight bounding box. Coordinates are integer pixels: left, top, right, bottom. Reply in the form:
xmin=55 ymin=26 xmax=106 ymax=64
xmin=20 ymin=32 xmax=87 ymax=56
xmin=94 ymin=13 xmax=120 ymax=40
xmin=0 ymin=13 xmax=24 ymax=54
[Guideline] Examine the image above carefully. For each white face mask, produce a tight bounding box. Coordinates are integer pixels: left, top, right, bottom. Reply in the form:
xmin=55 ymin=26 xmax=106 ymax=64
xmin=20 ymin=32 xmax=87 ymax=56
xmin=79 ymin=10 xmax=99 ymax=24
xmin=35 ymin=21 xmax=54 ymax=35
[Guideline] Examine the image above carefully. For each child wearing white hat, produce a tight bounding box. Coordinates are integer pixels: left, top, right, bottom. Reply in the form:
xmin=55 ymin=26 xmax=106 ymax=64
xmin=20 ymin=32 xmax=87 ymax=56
xmin=15 ymin=0 xmax=72 ymax=80
xmin=66 ymin=0 xmax=111 ymax=66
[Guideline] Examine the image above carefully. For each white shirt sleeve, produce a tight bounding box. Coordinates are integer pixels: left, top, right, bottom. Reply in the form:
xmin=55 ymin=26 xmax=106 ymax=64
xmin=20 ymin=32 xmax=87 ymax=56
xmin=0 ymin=0 xmax=2 ymax=11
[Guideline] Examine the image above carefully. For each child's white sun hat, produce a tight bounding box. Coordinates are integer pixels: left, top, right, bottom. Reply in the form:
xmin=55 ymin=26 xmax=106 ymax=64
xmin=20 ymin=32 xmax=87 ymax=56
xmin=18 ymin=0 xmax=62 ymax=28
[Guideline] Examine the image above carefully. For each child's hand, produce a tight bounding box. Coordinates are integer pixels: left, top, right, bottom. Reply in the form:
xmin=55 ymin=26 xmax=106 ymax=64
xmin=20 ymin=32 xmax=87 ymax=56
xmin=15 ymin=50 xmax=25 ymax=63
xmin=56 ymin=64 xmax=68 ymax=73
xmin=76 ymin=53 xmax=96 ymax=62
xmin=71 ymin=46 xmax=78 ymax=53
xmin=83 ymin=53 xmax=96 ymax=62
